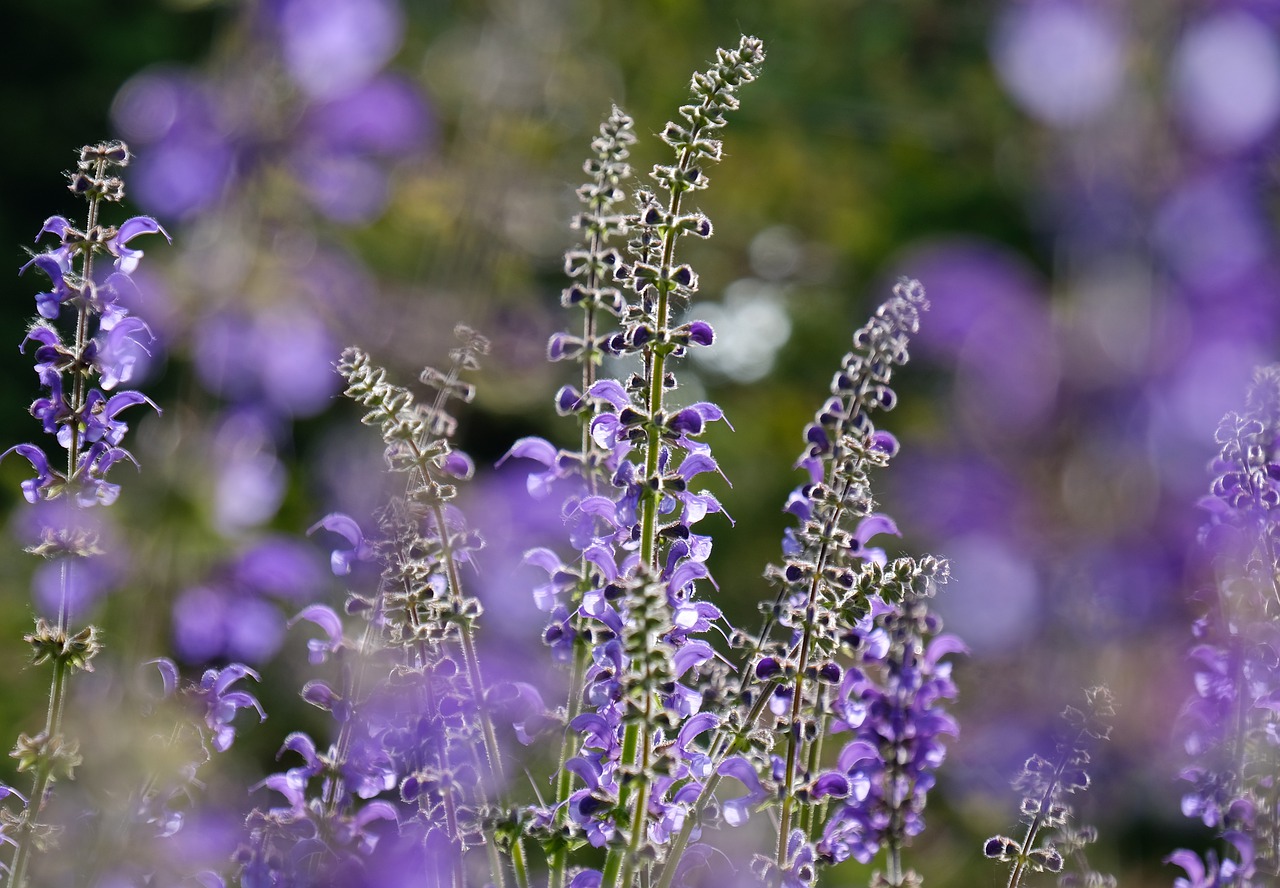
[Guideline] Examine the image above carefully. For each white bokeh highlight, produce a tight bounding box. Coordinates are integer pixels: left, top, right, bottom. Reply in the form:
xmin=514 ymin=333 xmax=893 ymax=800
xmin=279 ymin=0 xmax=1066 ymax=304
xmin=690 ymin=280 xmax=792 ymax=383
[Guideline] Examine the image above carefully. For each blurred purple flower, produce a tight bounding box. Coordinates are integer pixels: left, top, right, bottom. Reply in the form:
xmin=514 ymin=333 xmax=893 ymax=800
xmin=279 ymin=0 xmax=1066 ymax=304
xmin=173 ymin=537 xmax=328 ymax=664
xmin=1172 ymin=11 xmax=1280 ymax=155
xmin=195 ymin=310 xmax=341 ymax=419
xmin=1154 ymin=171 xmax=1271 ymax=294
xmin=992 ymin=0 xmax=1125 ymax=127
xmin=276 ymin=0 xmax=404 ymax=99
xmin=895 ymin=239 xmax=1060 ymax=435
xmin=208 ymin=409 xmax=288 ymax=532
xmin=111 ymin=69 xmax=235 ymax=219
xmin=300 ymin=74 xmax=431 ymax=156
xmin=32 ymin=557 xmax=119 ymax=623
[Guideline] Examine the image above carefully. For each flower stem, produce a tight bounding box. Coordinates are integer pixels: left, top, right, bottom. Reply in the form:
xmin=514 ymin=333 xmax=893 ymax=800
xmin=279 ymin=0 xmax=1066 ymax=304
xmin=549 ymin=636 xmax=590 ymax=888
xmin=7 ymin=653 xmax=70 ymax=888
xmin=653 ymin=685 xmax=776 ymax=888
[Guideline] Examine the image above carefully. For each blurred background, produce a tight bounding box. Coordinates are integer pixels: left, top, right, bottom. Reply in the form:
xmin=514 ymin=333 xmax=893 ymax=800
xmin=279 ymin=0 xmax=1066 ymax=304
xmin=3 ymin=0 xmax=1277 ymax=883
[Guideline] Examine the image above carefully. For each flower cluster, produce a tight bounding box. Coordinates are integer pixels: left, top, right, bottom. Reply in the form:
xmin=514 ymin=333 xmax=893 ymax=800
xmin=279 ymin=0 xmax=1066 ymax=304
xmin=818 ymin=571 xmax=963 ymax=887
xmin=1169 ymin=365 xmax=1280 ymax=887
xmin=0 ymin=36 xmax=979 ymax=888
xmin=985 ymin=686 xmax=1115 ymax=888
xmin=0 ymin=141 xmax=171 ymax=886
xmin=8 ymin=142 xmax=167 ymax=515
xmin=497 ymin=41 xmax=966 ymax=888
xmin=501 ymin=36 xmax=766 ymax=888
xmin=702 ymin=279 xmax=962 ymax=887
xmin=237 ymin=328 xmax=516 ymax=887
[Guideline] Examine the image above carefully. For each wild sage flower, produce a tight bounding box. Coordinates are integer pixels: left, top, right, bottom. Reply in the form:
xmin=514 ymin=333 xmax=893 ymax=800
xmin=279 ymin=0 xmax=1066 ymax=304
xmin=818 ymin=572 xmax=963 ymax=887
xmin=499 ymin=36 xmax=766 ymax=888
xmin=239 ymin=327 xmax=525 ymax=887
xmin=984 ymin=685 xmax=1115 ymax=888
xmin=1169 ymin=365 xmax=1280 ymax=887
xmin=0 ymin=141 xmax=170 ymax=887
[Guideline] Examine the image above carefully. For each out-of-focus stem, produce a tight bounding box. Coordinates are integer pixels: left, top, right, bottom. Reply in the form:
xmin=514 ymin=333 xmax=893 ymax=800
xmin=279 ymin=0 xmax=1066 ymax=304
xmin=549 ymin=637 xmax=589 ymax=888
xmin=7 ymin=653 xmax=70 ymax=888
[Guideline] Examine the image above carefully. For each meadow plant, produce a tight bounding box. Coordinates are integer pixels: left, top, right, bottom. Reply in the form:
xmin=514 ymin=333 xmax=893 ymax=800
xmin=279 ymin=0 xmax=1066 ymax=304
xmin=10 ymin=25 xmax=1269 ymax=888
xmin=984 ymin=686 xmax=1115 ymax=888
xmin=1 ymin=142 xmax=264 ymax=886
xmin=1169 ymin=366 xmax=1280 ymax=887
xmin=247 ymin=35 xmax=962 ymax=888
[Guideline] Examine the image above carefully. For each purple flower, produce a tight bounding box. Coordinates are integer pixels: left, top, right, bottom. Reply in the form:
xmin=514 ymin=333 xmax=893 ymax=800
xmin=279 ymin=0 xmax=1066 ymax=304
xmin=107 ymin=216 xmax=171 ymax=274
xmin=1 ymin=444 xmax=61 ymax=504
xmin=20 ymin=251 xmax=75 ymax=320
xmin=290 ymin=605 xmax=346 ymax=664
xmin=717 ymin=756 xmax=768 ymax=827
xmin=194 ymin=664 xmax=266 ymax=752
xmin=309 ymin=512 xmax=376 ymax=575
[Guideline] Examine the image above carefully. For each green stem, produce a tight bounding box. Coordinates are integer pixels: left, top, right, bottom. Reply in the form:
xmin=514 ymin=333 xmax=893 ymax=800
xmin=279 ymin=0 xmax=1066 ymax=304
xmin=654 ymin=686 xmax=776 ymax=888
xmin=7 ymin=654 xmax=70 ymax=888
xmin=617 ymin=700 xmax=654 ymax=888
xmin=549 ymin=637 xmax=590 ymax=888
xmin=799 ymin=697 xmax=829 ymax=841
xmin=9 ymin=147 xmax=103 ymax=875
xmin=776 ymin=471 xmax=856 ymax=867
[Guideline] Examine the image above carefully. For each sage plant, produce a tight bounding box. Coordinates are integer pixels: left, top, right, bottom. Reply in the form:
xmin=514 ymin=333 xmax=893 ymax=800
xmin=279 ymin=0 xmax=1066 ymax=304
xmin=503 ymin=39 xmax=961 ymax=887
xmin=243 ymin=328 xmax=521 ymax=887
xmin=0 ymin=141 xmax=169 ymax=885
xmin=984 ymin=686 xmax=1115 ymax=888
xmin=505 ymin=36 xmax=765 ymax=888
xmin=1169 ymin=365 xmax=1280 ymax=887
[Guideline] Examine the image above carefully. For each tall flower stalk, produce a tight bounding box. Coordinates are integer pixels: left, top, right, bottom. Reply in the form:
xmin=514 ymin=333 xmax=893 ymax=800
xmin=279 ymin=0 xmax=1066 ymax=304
xmin=698 ymin=279 xmax=962 ymax=887
xmin=1169 ymin=365 xmax=1280 ymax=887
xmin=247 ymin=327 xmax=536 ymax=887
xmin=2 ymin=141 xmax=168 ymax=887
xmin=984 ymin=686 xmax=1115 ymax=888
xmin=505 ymin=35 xmax=763 ymax=888
xmin=598 ymin=36 xmax=763 ymax=888
xmin=505 ymin=44 xmax=967 ymax=884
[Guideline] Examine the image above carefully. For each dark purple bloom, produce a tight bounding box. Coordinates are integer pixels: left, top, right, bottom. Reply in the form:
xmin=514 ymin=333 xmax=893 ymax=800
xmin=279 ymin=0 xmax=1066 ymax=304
xmin=686 ymin=320 xmax=715 ymax=346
